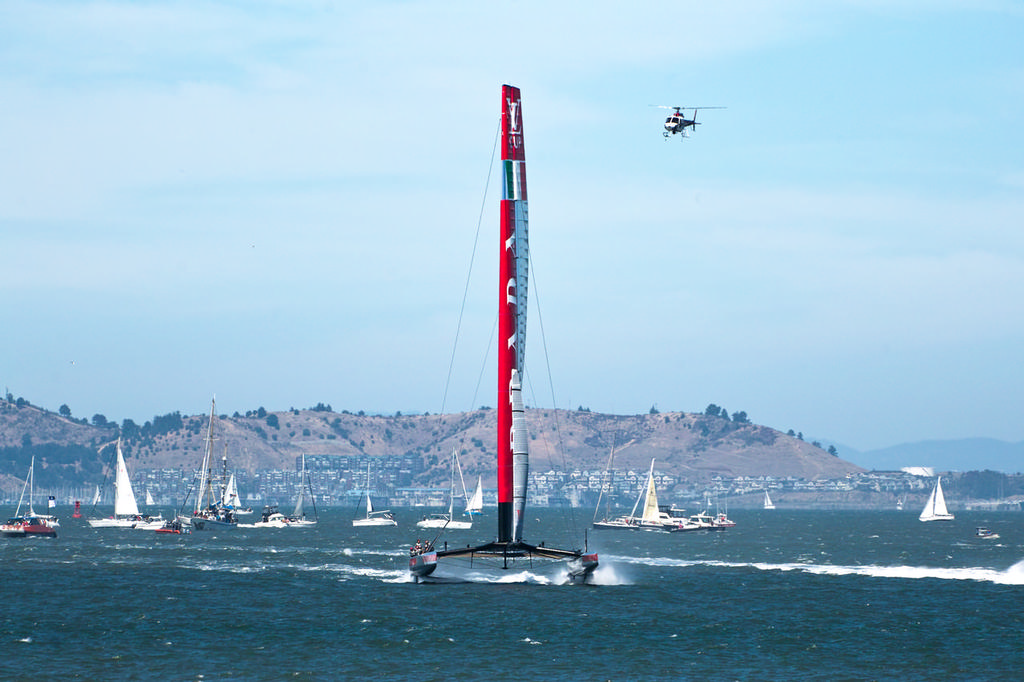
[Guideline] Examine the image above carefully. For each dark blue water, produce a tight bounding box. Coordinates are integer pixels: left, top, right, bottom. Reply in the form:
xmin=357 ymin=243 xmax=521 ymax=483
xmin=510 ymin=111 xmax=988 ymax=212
xmin=2 ymin=508 xmax=1022 ymax=680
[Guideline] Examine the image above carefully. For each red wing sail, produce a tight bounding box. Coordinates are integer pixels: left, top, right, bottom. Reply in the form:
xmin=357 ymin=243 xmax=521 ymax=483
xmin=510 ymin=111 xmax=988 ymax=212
xmin=498 ymin=85 xmax=530 ymax=543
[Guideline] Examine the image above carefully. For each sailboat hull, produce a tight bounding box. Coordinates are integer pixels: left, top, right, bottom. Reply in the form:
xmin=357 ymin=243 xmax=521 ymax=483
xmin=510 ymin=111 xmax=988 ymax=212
xmin=416 ymin=517 xmax=472 ymax=530
xmin=1 ymin=519 xmax=56 ymax=538
xmin=184 ymin=515 xmax=239 ymax=531
xmin=352 ymin=515 xmax=397 ymax=527
xmin=87 ymin=516 xmax=165 ymax=530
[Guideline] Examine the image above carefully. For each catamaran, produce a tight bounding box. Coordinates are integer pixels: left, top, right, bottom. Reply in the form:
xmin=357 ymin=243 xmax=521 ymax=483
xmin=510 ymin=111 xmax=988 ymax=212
xmin=409 ymin=85 xmax=597 ymax=583
xmin=87 ymin=437 xmax=164 ymax=529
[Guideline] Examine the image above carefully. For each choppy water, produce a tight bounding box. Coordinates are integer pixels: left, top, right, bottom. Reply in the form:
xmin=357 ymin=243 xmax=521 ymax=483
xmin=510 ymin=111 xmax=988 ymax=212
xmin=2 ymin=507 xmax=1022 ymax=680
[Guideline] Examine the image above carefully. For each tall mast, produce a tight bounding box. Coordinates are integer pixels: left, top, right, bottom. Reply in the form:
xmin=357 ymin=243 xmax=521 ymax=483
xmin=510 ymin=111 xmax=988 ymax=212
xmin=498 ymin=84 xmax=530 ymax=543
xmin=196 ymin=398 xmax=217 ymax=512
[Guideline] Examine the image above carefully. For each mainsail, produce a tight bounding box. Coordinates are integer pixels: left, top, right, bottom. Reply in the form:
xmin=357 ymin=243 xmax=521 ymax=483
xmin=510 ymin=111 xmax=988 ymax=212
xmin=498 ymin=83 xmax=530 ymax=544
xmin=113 ymin=438 xmax=141 ymax=517
xmin=639 ymin=460 xmax=661 ymax=525
xmin=919 ymin=476 xmax=954 ymax=521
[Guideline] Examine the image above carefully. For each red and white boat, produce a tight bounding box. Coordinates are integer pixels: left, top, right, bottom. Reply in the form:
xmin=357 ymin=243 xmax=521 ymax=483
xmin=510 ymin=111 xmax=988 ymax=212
xmin=1 ymin=455 xmax=58 ymax=538
xmin=409 ymin=86 xmax=597 ymax=584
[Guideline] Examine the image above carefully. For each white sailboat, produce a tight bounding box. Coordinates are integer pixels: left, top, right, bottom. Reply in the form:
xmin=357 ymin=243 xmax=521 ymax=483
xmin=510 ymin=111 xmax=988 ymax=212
xmin=464 ymin=476 xmax=483 ymax=516
xmin=919 ymin=476 xmax=955 ymax=522
xmin=254 ymin=454 xmax=318 ymax=528
xmin=87 ymin=438 xmax=164 ymax=529
xmin=179 ymin=398 xmax=238 ymax=531
xmin=417 ymin=449 xmax=472 ymax=530
xmin=222 ymin=472 xmax=253 ymax=515
xmin=409 ymin=85 xmax=597 ymax=583
xmin=353 ymin=463 xmax=397 ymax=527
xmin=763 ymin=490 xmax=776 ymax=510
xmin=145 ymin=489 xmax=155 ymax=506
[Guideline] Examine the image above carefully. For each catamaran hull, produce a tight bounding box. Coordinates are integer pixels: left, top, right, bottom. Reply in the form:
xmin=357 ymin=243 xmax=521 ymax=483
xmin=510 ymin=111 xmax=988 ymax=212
xmin=409 ymin=544 xmax=598 ymax=585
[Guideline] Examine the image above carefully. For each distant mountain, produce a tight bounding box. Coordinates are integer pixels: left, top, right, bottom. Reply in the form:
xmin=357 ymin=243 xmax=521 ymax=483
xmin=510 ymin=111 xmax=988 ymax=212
xmin=837 ymin=438 xmax=1024 ymax=474
xmin=0 ymin=398 xmax=862 ymax=491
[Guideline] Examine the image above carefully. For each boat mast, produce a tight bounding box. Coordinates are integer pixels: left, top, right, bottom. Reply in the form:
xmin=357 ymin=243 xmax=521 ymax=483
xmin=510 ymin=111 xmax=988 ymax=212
xmin=498 ymin=84 xmax=530 ymax=544
xmin=195 ymin=398 xmax=216 ymax=513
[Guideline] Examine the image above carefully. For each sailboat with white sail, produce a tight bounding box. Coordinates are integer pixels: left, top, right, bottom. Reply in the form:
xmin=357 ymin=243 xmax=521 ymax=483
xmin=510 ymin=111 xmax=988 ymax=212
xmin=256 ymin=454 xmax=318 ymax=528
xmin=87 ymin=438 xmax=164 ymax=529
xmin=353 ymin=463 xmax=397 ymax=527
xmin=919 ymin=476 xmax=955 ymax=522
xmin=222 ymin=471 xmax=253 ymax=515
xmin=409 ymin=85 xmax=597 ymax=583
xmin=417 ymin=449 xmax=472 ymax=530
xmin=463 ymin=476 xmax=483 ymax=516
xmin=594 ymin=459 xmax=693 ymax=531
xmin=763 ymin=490 xmax=776 ymax=510
xmin=1 ymin=455 xmax=59 ymax=538
xmin=179 ymin=398 xmax=238 ymax=531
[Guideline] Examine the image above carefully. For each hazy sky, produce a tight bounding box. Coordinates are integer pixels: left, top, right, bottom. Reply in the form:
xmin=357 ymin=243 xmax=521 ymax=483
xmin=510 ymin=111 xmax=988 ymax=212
xmin=2 ymin=1 xmax=1022 ymax=451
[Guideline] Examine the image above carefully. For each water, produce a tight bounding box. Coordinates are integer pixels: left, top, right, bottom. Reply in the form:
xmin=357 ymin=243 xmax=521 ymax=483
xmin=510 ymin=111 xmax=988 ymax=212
xmin=2 ymin=508 xmax=1022 ymax=680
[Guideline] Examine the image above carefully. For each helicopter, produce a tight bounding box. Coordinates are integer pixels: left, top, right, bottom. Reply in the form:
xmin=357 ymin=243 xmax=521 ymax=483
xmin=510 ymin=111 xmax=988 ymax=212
xmin=653 ymin=105 xmax=725 ymax=140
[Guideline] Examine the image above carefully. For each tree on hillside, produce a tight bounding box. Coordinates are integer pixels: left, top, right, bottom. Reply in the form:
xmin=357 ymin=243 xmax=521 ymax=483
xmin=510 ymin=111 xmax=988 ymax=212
xmin=59 ymin=404 xmax=72 ymax=418
xmin=732 ymin=411 xmax=750 ymax=424
xmin=266 ymin=413 xmax=280 ymax=429
xmin=92 ymin=414 xmax=109 ymax=427
xmin=121 ymin=418 xmax=140 ymax=440
xmin=705 ymin=404 xmax=722 ymax=418
xmin=649 ymin=404 xmax=659 ymax=415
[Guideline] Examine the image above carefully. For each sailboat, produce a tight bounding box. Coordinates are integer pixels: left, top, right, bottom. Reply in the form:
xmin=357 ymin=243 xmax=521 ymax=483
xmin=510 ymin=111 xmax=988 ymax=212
xmin=179 ymin=398 xmax=238 ymax=531
xmin=257 ymin=454 xmax=319 ymax=527
xmin=1 ymin=455 xmax=59 ymax=538
xmin=88 ymin=438 xmax=164 ymax=529
xmin=464 ymin=476 xmax=484 ymax=516
xmin=222 ymin=471 xmax=253 ymax=515
xmin=417 ymin=449 xmax=472 ymax=530
xmin=409 ymin=85 xmax=598 ymax=583
xmin=763 ymin=490 xmax=776 ymax=510
xmin=353 ymin=462 xmax=397 ymax=527
xmin=595 ymin=459 xmax=692 ymax=531
xmin=592 ymin=439 xmax=634 ymax=529
xmin=919 ymin=476 xmax=955 ymax=522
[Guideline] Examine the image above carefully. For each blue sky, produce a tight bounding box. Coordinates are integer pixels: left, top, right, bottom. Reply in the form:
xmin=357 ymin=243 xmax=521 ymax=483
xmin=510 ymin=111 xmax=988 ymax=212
xmin=2 ymin=1 xmax=1022 ymax=452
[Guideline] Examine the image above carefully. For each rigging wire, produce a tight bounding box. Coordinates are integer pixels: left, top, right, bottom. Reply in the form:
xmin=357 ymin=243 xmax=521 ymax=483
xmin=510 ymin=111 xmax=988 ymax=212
xmin=439 ymin=117 xmax=502 ymax=418
xmin=524 ymin=252 xmax=586 ymax=543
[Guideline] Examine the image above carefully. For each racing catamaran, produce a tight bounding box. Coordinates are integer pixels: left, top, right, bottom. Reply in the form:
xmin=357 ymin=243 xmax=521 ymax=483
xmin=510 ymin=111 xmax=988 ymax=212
xmin=409 ymin=85 xmax=598 ymax=583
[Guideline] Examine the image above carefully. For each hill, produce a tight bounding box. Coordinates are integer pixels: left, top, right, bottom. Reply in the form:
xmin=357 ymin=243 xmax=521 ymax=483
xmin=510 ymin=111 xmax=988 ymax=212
xmin=834 ymin=438 xmax=1024 ymax=474
xmin=0 ymin=398 xmax=861 ymax=492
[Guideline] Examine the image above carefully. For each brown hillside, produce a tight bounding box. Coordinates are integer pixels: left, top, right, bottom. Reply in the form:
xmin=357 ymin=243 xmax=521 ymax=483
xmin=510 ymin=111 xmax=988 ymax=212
xmin=0 ymin=400 xmax=863 ymax=490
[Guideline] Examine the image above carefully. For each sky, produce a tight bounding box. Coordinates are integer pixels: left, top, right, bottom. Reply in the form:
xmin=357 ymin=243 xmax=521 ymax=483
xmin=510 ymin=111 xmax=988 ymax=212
xmin=2 ymin=1 xmax=1023 ymax=453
